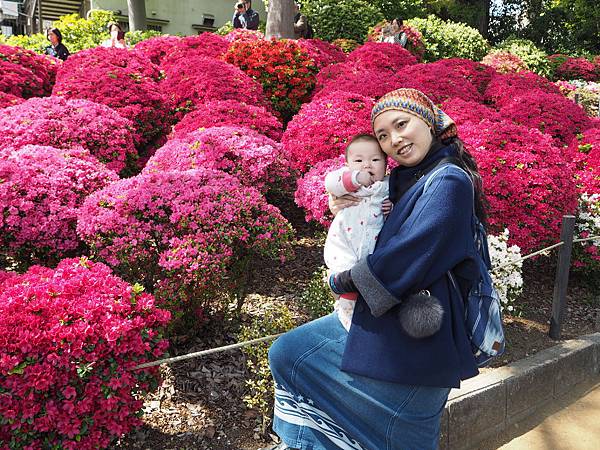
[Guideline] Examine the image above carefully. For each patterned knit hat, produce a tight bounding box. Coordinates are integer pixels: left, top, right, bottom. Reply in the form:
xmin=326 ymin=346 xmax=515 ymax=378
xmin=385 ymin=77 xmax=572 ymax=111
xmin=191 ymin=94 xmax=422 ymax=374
xmin=371 ymin=88 xmax=458 ymax=140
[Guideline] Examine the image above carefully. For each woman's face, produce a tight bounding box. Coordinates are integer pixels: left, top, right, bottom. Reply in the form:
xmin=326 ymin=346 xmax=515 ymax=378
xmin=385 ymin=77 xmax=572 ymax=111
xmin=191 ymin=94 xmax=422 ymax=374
xmin=110 ymin=24 xmax=120 ymax=38
xmin=373 ymin=110 xmax=433 ymax=167
xmin=48 ymin=31 xmax=59 ymax=46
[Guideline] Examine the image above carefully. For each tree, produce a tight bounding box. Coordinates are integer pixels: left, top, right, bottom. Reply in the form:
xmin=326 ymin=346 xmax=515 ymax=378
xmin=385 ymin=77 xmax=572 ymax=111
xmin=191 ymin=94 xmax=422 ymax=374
xmin=265 ymin=0 xmax=296 ymax=39
xmin=127 ymin=0 xmax=147 ymax=31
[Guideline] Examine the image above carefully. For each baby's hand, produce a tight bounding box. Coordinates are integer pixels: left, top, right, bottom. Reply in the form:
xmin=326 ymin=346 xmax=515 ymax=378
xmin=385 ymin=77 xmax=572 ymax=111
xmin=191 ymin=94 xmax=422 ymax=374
xmin=356 ymin=170 xmax=374 ymax=187
xmin=382 ymin=198 xmax=393 ymax=216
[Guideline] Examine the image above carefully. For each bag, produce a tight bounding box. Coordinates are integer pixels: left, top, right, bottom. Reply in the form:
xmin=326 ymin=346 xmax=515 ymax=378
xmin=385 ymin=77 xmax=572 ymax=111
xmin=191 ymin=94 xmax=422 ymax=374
xmin=425 ymin=163 xmax=506 ymax=367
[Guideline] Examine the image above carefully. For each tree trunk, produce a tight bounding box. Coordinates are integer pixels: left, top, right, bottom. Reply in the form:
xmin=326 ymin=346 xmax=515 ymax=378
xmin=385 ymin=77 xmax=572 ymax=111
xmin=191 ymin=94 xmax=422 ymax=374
xmin=127 ymin=0 xmax=147 ymax=31
xmin=265 ymin=0 xmax=296 ymax=39
xmin=479 ymin=0 xmax=491 ymax=39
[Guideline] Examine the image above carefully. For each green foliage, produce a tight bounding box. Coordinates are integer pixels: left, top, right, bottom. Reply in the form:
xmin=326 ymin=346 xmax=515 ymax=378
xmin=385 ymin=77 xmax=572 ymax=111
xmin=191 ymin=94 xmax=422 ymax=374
xmin=216 ymin=21 xmax=234 ymax=36
xmin=496 ymin=37 xmax=551 ymax=78
xmin=238 ymin=303 xmax=296 ymax=433
xmin=370 ymin=0 xmax=427 ymax=20
xmin=302 ymin=0 xmax=385 ymax=43
xmin=406 ymin=14 xmax=489 ymax=62
xmin=53 ymin=10 xmax=115 ymax=52
xmin=300 ymin=266 xmax=334 ymax=320
xmin=4 ymin=33 xmax=48 ymax=54
xmin=332 ymin=38 xmax=360 ymax=53
xmin=125 ymin=29 xmax=162 ymax=46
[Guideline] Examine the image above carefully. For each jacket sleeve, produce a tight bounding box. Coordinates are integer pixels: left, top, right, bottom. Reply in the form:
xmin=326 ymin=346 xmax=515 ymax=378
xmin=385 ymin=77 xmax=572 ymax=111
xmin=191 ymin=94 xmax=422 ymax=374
xmin=294 ymin=14 xmax=308 ymax=33
xmin=247 ymin=11 xmax=260 ymax=30
xmin=324 ymin=167 xmax=360 ymax=197
xmin=351 ymin=166 xmax=476 ymax=317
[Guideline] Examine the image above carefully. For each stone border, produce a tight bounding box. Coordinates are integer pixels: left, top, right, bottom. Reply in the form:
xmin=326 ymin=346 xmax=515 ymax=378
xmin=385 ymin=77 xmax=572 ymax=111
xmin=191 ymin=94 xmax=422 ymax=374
xmin=439 ymin=332 xmax=600 ymax=450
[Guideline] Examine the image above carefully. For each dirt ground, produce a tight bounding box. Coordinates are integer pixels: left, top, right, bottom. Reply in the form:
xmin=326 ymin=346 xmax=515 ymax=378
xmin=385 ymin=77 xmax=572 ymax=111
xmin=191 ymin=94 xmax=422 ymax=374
xmin=112 ymin=205 xmax=600 ymax=450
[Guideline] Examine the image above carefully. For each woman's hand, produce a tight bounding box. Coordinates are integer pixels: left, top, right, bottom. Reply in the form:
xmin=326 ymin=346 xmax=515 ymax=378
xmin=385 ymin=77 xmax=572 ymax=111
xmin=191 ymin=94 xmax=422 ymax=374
xmin=382 ymin=198 xmax=393 ymax=217
xmin=329 ymin=194 xmax=361 ymax=216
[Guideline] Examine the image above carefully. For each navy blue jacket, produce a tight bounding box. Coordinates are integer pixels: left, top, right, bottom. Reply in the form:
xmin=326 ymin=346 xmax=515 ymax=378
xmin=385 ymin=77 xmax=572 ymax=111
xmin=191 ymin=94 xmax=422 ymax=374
xmin=343 ymin=162 xmax=480 ymax=388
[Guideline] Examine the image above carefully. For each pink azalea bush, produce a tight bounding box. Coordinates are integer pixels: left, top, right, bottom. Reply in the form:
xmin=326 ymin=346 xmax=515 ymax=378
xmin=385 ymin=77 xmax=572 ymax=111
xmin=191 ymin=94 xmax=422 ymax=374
xmin=52 ymin=47 xmax=173 ymax=152
xmin=552 ymin=56 xmax=598 ymax=81
xmin=313 ymin=62 xmax=401 ymax=99
xmin=77 ymin=169 xmax=293 ymax=317
xmin=161 ymin=33 xmax=229 ymax=68
xmin=0 ymin=92 xmax=24 ymax=108
xmin=484 ymin=71 xmax=562 ymax=107
xmin=282 ymin=91 xmax=374 ymax=172
xmin=0 ymin=257 xmax=170 ymax=449
xmin=498 ymin=89 xmax=590 ymax=147
xmin=481 ymin=50 xmax=527 ymax=74
xmin=162 ymin=55 xmax=267 ymax=118
xmin=133 ymin=35 xmax=181 ymax=65
xmin=0 ymin=44 xmax=57 ymax=98
xmin=223 ymin=29 xmax=265 ymax=43
xmin=144 ymin=126 xmax=292 ymax=195
xmin=568 ymin=128 xmax=600 ymax=195
xmin=171 ymin=99 xmax=283 ymax=142
xmin=346 ymin=42 xmax=418 ymax=73
xmin=441 ymin=97 xmax=502 ymax=127
xmin=297 ymin=38 xmax=347 ymax=69
xmin=0 ymin=96 xmax=137 ymax=174
xmin=0 ymin=146 xmax=118 ymax=269
xmin=460 ymin=120 xmax=578 ymax=253
xmin=294 ymin=155 xmax=345 ymax=226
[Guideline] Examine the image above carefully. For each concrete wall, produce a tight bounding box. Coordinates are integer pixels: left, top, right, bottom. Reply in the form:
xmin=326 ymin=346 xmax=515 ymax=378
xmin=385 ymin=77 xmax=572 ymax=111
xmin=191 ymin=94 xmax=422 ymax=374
xmin=90 ymin=0 xmax=267 ymax=35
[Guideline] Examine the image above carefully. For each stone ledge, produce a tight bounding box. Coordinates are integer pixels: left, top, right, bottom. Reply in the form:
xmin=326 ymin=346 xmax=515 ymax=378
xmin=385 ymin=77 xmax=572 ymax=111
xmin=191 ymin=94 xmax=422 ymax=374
xmin=440 ymin=332 xmax=600 ymax=450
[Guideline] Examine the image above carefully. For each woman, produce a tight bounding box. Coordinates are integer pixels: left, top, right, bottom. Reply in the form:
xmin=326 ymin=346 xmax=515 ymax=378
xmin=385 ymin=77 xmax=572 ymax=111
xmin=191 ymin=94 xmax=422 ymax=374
xmin=45 ymin=28 xmax=70 ymax=61
xmin=267 ymin=88 xmax=486 ymax=450
xmin=102 ymin=22 xmax=127 ymax=49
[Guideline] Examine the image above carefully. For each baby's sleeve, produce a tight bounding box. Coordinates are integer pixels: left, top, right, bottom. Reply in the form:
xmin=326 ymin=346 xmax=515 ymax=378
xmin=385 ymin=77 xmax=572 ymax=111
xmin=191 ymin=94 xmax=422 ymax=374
xmin=325 ymin=167 xmax=360 ymax=197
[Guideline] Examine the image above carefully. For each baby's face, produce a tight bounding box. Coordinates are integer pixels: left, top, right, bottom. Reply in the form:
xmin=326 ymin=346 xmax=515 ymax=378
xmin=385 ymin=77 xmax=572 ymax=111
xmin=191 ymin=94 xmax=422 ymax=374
xmin=346 ymin=141 xmax=387 ymax=182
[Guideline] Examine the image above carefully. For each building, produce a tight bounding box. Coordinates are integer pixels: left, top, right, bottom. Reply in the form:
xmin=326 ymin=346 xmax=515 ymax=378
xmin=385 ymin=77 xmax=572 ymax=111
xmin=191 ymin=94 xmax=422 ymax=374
xmin=16 ymin=0 xmax=266 ymax=36
xmin=0 ymin=0 xmax=23 ymax=35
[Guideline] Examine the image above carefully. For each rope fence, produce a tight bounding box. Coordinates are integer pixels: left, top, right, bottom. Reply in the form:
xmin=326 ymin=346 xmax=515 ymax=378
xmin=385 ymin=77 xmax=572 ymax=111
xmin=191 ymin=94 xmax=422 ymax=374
xmin=132 ymin=233 xmax=600 ymax=370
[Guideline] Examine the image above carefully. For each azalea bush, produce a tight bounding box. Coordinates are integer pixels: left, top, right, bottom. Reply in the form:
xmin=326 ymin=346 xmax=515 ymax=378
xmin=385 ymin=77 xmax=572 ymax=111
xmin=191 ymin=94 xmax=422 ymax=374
xmin=441 ymin=97 xmax=502 ymax=127
xmin=0 ymin=92 xmax=24 ymax=108
xmin=297 ymin=38 xmax=347 ymax=70
xmin=488 ymin=229 xmax=523 ymax=315
xmin=294 ymin=155 xmax=345 ymax=226
xmin=0 ymin=146 xmax=117 ymax=270
xmin=482 ymin=50 xmax=527 ymax=74
xmin=133 ymin=35 xmax=181 ymax=65
xmin=171 ymin=100 xmax=283 ymax=142
xmin=125 ymin=29 xmax=163 ymax=46
xmin=484 ymin=71 xmax=562 ymax=107
xmin=282 ymin=92 xmax=373 ymax=172
xmin=223 ymin=28 xmax=265 ymax=43
xmin=332 ymin=38 xmax=360 ymax=53
xmin=77 ymin=169 xmax=293 ymax=319
xmin=568 ymin=128 xmax=600 ymax=195
xmin=0 ymin=257 xmax=170 ymax=449
xmin=346 ymin=42 xmax=417 ymax=72
xmin=144 ymin=126 xmax=292 ymax=195
xmin=162 ymin=55 xmax=267 ymax=119
xmin=0 ymin=44 xmax=57 ymax=98
xmin=550 ymin=55 xmax=598 ymax=82
xmin=0 ymin=96 xmax=137 ymax=175
xmin=161 ymin=33 xmax=229 ymax=67
xmin=53 ymin=47 xmax=173 ymax=153
xmin=496 ymin=38 xmax=551 ymax=78
xmin=572 ymin=193 xmax=600 ymax=282
xmin=224 ymin=39 xmax=318 ymax=119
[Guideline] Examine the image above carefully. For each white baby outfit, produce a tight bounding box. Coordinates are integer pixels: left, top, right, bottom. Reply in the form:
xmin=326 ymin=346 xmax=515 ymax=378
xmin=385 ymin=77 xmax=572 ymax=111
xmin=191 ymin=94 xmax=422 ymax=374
xmin=324 ymin=167 xmax=389 ymax=331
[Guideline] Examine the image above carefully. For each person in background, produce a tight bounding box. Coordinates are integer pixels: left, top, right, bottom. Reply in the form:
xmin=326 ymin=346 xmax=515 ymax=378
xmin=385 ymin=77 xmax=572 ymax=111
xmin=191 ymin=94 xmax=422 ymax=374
xmin=293 ymin=1 xmax=311 ymax=39
xmin=45 ymin=28 xmax=70 ymax=61
xmin=233 ymin=2 xmax=246 ymax=29
xmin=381 ymin=17 xmax=407 ymax=47
xmin=102 ymin=22 xmax=127 ymax=48
xmin=242 ymin=0 xmax=259 ymax=30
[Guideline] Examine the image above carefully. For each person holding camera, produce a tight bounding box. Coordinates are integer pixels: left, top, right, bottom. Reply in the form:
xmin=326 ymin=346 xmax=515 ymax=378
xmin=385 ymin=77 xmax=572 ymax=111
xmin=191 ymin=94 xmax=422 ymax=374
xmin=101 ymin=22 xmax=127 ymax=48
xmin=232 ymin=0 xmax=259 ymax=30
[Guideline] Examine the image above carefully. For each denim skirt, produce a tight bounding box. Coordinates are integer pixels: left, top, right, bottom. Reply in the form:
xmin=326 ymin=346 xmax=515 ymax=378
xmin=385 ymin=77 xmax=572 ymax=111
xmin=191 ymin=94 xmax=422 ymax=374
xmin=268 ymin=313 xmax=450 ymax=450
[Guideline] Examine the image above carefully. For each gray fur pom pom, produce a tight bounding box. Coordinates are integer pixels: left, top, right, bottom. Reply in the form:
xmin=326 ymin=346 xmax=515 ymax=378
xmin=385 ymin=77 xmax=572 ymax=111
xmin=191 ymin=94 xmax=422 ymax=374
xmin=397 ymin=292 xmax=444 ymax=339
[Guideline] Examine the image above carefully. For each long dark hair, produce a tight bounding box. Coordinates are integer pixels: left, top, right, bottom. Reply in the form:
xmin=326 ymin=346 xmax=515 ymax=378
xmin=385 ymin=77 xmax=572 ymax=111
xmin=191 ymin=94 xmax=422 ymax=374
xmin=442 ymin=136 xmax=489 ymax=228
xmin=47 ymin=28 xmax=63 ymax=43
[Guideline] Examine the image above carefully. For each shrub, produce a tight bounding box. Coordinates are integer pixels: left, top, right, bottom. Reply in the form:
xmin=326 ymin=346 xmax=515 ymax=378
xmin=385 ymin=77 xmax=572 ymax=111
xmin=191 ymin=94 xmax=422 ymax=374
xmin=297 ymin=38 xmax=347 ymax=69
xmin=125 ymin=29 xmax=163 ymax=46
xmin=441 ymin=97 xmax=502 ymax=127
xmin=133 ymin=35 xmax=181 ymax=65
xmin=0 ymin=92 xmax=24 ymax=108
xmin=144 ymin=126 xmax=292 ymax=195
xmin=498 ymin=89 xmax=590 ymax=147
xmin=481 ymin=50 xmax=527 ymax=74
xmin=162 ymin=55 xmax=267 ymax=119
xmin=51 ymin=10 xmax=115 ymax=52
xmin=405 ymin=15 xmax=489 ymax=62
xmin=460 ymin=120 xmax=578 ymax=254
xmin=488 ymin=229 xmax=523 ymax=315
xmin=313 ymin=62 xmax=401 ymax=99
xmin=300 ymin=266 xmax=335 ymax=319
xmin=282 ymin=92 xmax=373 ymax=172
xmin=496 ymin=38 xmax=551 ymax=78
xmin=484 ymin=71 xmax=562 ymax=107
xmin=572 ymin=193 xmax=600 ymax=282
xmin=3 ymin=32 xmax=49 ymax=54
xmin=332 ymin=38 xmax=360 ymax=53
xmin=0 ymin=96 xmax=137 ymax=175
xmin=553 ymin=56 xmax=598 ymax=82
xmin=161 ymin=33 xmax=229 ymax=67
xmin=53 ymin=47 xmax=173 ymax=153
xmin=302 ymin=0 xmax=384 ymax=43
xmin=224 ymin=39 xmax=318 ymax=119
xmin=346 ymin=42 xmax=417 ymax=72
xmin=77 ymin=169 xmax=294 ymax=319
xmin=0 ymin=44 xmax=57 ymax=98
xmin=171 ymin=99 xmax=283 ymax=142
xmin=223 ymin=28 xmax=265 ymax=43
xmin=294 ymin=155 xmax=345 ymax=226
xmin=568 ymin=128 xmax=600 ymax=195
xmin=566 ymin=86 xmax=600 ymax=117
xmin=0 ymin=146 xmax=118 ymax=270
xmin=0 ymin=257 xmax=170 ymax=449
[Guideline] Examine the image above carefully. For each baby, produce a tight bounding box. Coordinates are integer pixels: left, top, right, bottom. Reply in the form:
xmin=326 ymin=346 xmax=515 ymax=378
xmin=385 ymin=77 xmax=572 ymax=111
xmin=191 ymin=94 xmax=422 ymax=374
xmin=324 ymin=134 xmax=390 ymax=331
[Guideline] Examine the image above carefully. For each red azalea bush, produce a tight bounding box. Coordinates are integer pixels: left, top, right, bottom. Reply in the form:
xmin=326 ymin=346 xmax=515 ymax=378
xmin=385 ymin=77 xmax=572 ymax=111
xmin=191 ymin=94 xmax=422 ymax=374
xmin=161 ymin=33 xmax=229 ymax=68
xmin=482 ymin=50 xmax=527 ymax=74
xmin=77 ymin=169 xmax=293 ymax=316
xmin=0 ymin=92 xmax=24 ymax=108
xmin=498 ymin=89 xmax=590 ymax=147
xmin=346 ymin=42 xmax=418 ymax=72
xmin=282 ymin=91 xmax=373 ymax=172
xmin=224 ymin=39 xmax=318 ymax=119
xmin=553 ymin=56 xmax=598 ymax=82
xmin=297 ymin=38 xmax=347 ymax=69
xmin=144 ymin=126 xmax=292 ymax=195
xmin=294 ymin=155 xmax=345 ymax=226
xmin=162 ymin=55 xmax=267 ymax=118
xmin=484 ymin=71 xmax=562 ymax=107
xmin=568 ymin=128 xmax=600 ymax=195
xmin=0 ymin=44 xmax=57 ymax=98
xmin=52 ymin=47 xmax=173 ymax=152
xmin=441 ymin=97 xmax=502 ymax=127
xmin=313 ymin=62 xmax=401 ymax=99
xmin=460 ymin=119 xmax=578 ymax=253
xmin=0 ymin=257 xmax=170 ymax=450
xmin=0 ymin=96 xmax=137 ymax=174
xmin=223 ymin=29 xmax=265 ymax=43
xmin=0 ymin=146 xmax=118 ymax=269
xmin=133 ymin=35 xmax=181 ymax=65
xmin=171 ymin=99 xmax=282 ymax=141
xmin=426 ymin=58 xmax=495 ymax=94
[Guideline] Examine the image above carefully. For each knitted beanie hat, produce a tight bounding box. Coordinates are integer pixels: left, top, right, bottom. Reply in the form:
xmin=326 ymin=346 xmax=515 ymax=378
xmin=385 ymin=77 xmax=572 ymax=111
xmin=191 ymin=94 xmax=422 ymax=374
xmin=371 ymin=88 xmax=458 ymax=140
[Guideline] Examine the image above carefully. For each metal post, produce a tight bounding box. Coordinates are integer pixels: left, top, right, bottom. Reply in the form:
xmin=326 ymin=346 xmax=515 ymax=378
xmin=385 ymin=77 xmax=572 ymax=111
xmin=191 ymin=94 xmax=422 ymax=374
xmin=549 ymin=215 xmax=576 ymax=340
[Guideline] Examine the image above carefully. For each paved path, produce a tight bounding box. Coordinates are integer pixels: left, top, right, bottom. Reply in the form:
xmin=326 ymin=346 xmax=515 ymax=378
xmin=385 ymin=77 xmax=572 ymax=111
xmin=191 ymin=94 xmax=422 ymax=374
xmin=498 ymin=382 xmax=600 ymax=450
